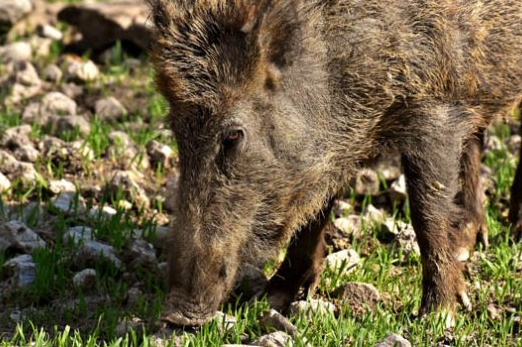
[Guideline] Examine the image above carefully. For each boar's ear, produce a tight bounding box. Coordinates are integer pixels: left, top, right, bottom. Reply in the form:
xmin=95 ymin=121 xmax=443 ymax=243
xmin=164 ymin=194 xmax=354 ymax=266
xmin=255 ymin=0 xmax=303 ymax=69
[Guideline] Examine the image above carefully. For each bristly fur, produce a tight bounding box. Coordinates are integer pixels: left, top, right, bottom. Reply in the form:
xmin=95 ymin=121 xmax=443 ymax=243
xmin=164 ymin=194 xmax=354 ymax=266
xmin=147 ymin=0 xmax=522 ymax=325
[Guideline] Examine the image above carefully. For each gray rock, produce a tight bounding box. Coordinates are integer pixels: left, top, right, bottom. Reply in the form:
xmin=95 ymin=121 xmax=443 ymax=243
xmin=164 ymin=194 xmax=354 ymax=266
xmin=49 ymin=179 xmax=76 ymax=194
xmin=95 ymin=96 xmax=127 ymax=121
xmin=0 ymin=0 xmax=32 ymax=29
xmin=64 ymin=58 xmax=100 ymax=83
xmin=325 ymin=249 xmax=360 ymax=273
xmin=42 ymin=64 xmax=62 ymax=83
xmin=51 ymin=191 xmax=85 ymax=214
xmin=49 ymin=114 xmax=91 ymax=136
xmin=214 ymin=311 xmax=237 ymax=333
xmin=147 ymin=140 xmax=174 ymax=168
xmin=389 ymin=174 xmax=407 ymax=203
xmin=252 ymin=331 xmax=294 ymax=347
xmin=0 ymin=220 xmax=46 ymax=253
xmin=354 ymin=169 xmax=380 ymax=196
xmin=0 ymin=150 xmax=41 ymax=183
xmin=0 ymin=172 xmax=11 ymax=191
xmin=77 ymin=239 xmax=121 ymax=269
xmin=375 ymin=334 xmax=411 ymax=347
xmin=126 ymin=286 xmax=142 ymax=305
xmin=110 ymin=170 xmax=150 ymax=208
xmin=128 ymin=238 xmax=157 ymax=268
xmin=72 ymin=269 xmax=97 ymax=289
xmin=2 ymin=254 xmax=36 ymax=288
xmin=0 ymin=124 xmax=32 ymax=148
xmin=37 ymin=24 xmax=63 ymax=41
xmin=289 ymin=299 xmax=336 ymax=317
xmin=333 ymin=282 xmax=381 ymax=312
xmin=41 ymin=91 xmax=77 ymax=116
xmin=333 ymin=215 xmax=362 ymax=237
xmin=13 ymin=144 xmax=39 ymax=162
xmin=390 ymin=222 xmax=420 ymax=256
xmin=0 ymin=41 xmax=32 ymax=63
xmin=63 ymin=226 xmax=93 ymax=244
xmin=260 ymin=309 xmax=298 ymax=336
xmin=5 ymin=61 xmax=41 ymax=105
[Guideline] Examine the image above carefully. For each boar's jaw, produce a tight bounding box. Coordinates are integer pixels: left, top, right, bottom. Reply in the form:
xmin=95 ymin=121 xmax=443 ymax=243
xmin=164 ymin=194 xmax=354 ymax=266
xmin=162 ymin=291 xmax=219 ymax=326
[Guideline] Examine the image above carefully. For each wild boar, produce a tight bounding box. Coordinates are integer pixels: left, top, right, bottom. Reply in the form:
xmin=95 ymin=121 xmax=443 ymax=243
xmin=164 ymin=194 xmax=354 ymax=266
xmin=147 ymin=0 xmax=522 ymax=325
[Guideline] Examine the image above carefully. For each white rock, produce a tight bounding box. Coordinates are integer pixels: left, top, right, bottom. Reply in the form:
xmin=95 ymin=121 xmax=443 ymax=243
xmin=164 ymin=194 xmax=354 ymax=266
xmin=73 ymin=269 xmax=97 ymax=289
xmin=65 ymin=59 xmax=100 ymax=83
xmin=13 ymin=144 xmax=39 ymax=162
xmin=289 ymin=299 xmax=336 ymax=317
xmin=375 ymin=334 xmax=411 ymax=347
xmin=391 ymin=223 xmax=420 ymax=256
xmin=363 ymin=204 xmax=386 ymax=222
xmin=49 ymin=114 xmax=91 ymax=136
xmin=38 ymin=24 xmax=63 ymax=41
xmin=0 ymin=172 xmax=11 ymax=191
xmin=389 ymin=175 xmax=407 ymax=203
xmin=95 ymin=97 xmax=127 ymax=120
xmin=89 ymin=205 xmax=118 ymax=219
xmin=354 ymin=169 xmax=380 ymax=196
xmin=0 ymin=41 xmax=32 ymax=63
xmin=0 ymin=220 xmax=46 ymax=252
xmin=325 ymin=249 xmax=360 ymax=273
xmin=49 ymin=179 xmax=76 ymax=194
xmin=42 ymin=64 xmax=62 ymax=83
xmin=41 ymin=91 xmax=77 ymax=116
xmin=253 ymin=331 xmax=294 ymax=347
xmin=3 ymin=254 xmax=36 ymax=288
xmin=214 ymin=311 xmax=237 ymax=333
xmin=333 ymin=199 xmax=353 ymax=217
xmin=333 ymin=216 xmax=361 ymax=237
xmin=0 ymin=0 xmax=33 ymax=27
xmin=147 ymin=140 xmax=174 ymax=168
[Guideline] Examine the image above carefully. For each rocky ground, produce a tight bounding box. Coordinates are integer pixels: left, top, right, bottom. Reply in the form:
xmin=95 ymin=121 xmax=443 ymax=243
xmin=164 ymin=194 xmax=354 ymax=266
xmin=0 ymin=1 xmax=522 ymax=346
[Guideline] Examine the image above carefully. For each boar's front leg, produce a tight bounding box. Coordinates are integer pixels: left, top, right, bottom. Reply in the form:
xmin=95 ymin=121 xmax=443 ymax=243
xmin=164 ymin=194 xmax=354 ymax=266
xmin=267 ymin=198 xmax=334 ymax=311
xmin=509 ymin=122 xmax=522 ymax=239
xmin=401 ymin=109 xmax=473 ymax=317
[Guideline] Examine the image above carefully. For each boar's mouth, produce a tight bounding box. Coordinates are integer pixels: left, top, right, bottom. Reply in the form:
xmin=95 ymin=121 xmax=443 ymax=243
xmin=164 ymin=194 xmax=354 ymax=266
xmin=162 ymin=292 xmax=218 ymax=327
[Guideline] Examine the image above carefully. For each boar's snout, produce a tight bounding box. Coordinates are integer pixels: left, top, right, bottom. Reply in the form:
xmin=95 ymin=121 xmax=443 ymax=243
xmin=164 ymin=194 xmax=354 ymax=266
xmin=162 ymin=235 xmax=240 ymax=327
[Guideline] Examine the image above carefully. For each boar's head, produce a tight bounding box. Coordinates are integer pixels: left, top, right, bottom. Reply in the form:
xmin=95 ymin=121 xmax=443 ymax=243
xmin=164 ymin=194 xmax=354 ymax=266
xmin=148 ymin=0 xmax=340 ymax=326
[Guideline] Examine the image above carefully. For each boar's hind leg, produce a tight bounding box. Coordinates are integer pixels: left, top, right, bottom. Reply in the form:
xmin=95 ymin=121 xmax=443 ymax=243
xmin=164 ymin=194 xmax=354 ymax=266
xmin=509 ymin=122 xmax=522 ymax=240
xmin=401 ymin=114 xmax=472 ymax=316
xmin=266 ymin=198 xmax=334 ymax=311
xmin=455 ymin=130 xmax=488 ymax=255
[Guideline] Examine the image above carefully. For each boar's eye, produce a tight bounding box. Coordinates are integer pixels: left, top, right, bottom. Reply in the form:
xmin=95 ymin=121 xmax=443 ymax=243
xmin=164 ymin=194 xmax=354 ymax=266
xmin=222 ymin=127 xmax=245 ymax=148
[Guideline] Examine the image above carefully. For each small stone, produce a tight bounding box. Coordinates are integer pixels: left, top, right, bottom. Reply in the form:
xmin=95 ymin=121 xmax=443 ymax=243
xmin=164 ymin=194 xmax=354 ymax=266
xmin=487 ymin=304 xmax=500 ymax=320
xmin=0 ymin=0 xmax=33 ymax=29
xmin=42 ymin=64 xmax=62 ymax=83
xmin=109 ymin=170 xmax=150 ymax=209
xmin=127 ymin=238 xmax=157 ymax=268
xmin=89 ymin=205 xmax=118 ymax=219
xmin=0 ymin=220 xmax=46 ymax=253
xmin=391 ymin=223 xmax=420 ymax=256
xmin=37 ymin=24 xmax=63 ymax=41
xmin=28 ymin=36 xmax=52 ymax=58
xmin=376 ymin=155 xmax=402 ymax=181
xmin=41 ymin=91 xmax=77 ymax=116
xmin=126 ymin=286 xmax=142 ymax=305
xmin=116 ymin=317 xmax=144 ymax=337
xmin=1 ymin=124 xmax=31 ymax=148
xmin=333 ymin=282 xmax=381 ymax=312
xmin=0 ymin=41 xmax=32 ymax=63
xmin=72 ymin=269 xmax=97 ymax=290
xmin=63 ymin=226 xmax=93 ymax=244
xmin=51 ymin=191 xmax=85 ymax=214
xmin=0 ymin=172 xmax=11 ymax=191
xmin=215 ymin=311 xmax=237 ymax=333
xmin=259 ymin=309 xmax=298 ymax=335
xmin=95 ymin=97 xmax=127 ymax=121
xmin=325 ymin=249 xmax=360 ymax=273
xmin=485 ymin=135 xmax=503 ymax=152
xmin=64 ymin=58 xmax=100 ymax=83
xmin=79 ymin=240 xmax=121 ymax=269
xmin=333 ymin=199 xmax=353 ymax=217
xmin=49 ymin=179 xmax=76 ymax=194
xmin=108 ymin=131 xmax=133 ymax=147
xmin=333 ymin=216 xmax=361 ymax=237
xmin=375 ymin=334 xmax=411 ymax=347
xmin=13 ymin=144 xmax=39 ymax=162
xmin=49 ymin=114 xmax=91 ymax=136
xmin=389 ymin=175 xmax=407 ymax=203
xmin=2 ymin=254 xmax=36 ymax=288
xmin=288 ymin=299 xmax=336 ymax=317
xmin=252 ymin=331 xmax=294 ymax=347
xmin=5 ymin=61 xmax=41 ymax=105
xmin=507 ymin=135 xmax=521 ymax=153
xmin=354 ymin=169 xmax=380 ymax=196
xmin=147 ymin=140 xmax=174 ymax=168
xmin=363 ymin=204 xmax=386 ymax=222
